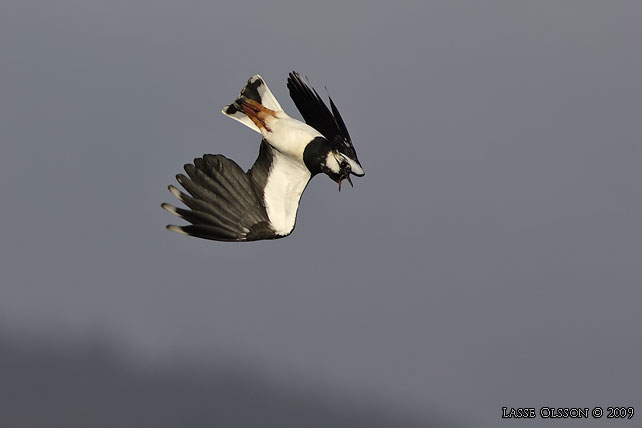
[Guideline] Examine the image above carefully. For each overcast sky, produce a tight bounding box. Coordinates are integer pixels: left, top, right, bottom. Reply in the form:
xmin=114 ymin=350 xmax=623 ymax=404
xmin=1 ymin=1 xmax=641 ymax=426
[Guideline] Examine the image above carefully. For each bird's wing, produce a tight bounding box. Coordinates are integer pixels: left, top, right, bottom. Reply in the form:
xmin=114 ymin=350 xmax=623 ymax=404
xmin=286 ymin=71 xmax=361 ymax=167
xmin=163 ymin=151 xmax=277 ymax=242
xmin=163 ymin=140 xmax=311 ymax=242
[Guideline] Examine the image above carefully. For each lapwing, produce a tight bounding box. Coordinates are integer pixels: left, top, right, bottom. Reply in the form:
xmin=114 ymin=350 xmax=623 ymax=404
xmin=162 ymin=72 xmax=364 ymax=242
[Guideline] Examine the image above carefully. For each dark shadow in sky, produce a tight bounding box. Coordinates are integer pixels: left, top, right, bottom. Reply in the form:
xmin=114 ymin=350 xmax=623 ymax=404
xmin=0 ymin=332 xmax=456 ymax=428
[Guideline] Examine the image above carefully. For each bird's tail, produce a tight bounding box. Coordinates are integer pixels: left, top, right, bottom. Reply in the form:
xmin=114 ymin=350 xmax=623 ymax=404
xmin=222 ymin=75 xmax=283 ymax=134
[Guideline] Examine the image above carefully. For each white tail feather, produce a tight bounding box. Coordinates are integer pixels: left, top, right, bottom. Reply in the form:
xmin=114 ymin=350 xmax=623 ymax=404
xmin=222 ymin=75 xmax=282 ymax=134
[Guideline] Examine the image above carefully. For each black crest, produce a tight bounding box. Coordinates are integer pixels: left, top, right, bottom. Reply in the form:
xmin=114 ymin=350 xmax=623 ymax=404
xmin=287 ymin=72 xmax=361 ymax=165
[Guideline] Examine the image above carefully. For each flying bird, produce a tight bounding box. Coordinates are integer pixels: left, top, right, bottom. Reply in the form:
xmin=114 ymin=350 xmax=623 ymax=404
xmin=162 ymin=72 xmax=364 ymax=242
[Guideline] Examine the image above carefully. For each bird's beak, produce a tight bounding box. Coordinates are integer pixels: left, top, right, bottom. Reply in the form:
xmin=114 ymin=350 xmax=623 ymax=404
xmin=337 ymin=174 xmax=353 ymax=192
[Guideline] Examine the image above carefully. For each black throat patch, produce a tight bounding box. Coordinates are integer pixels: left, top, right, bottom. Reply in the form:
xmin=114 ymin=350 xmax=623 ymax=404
xmin=303 ymin=137 xmax=331 ymax=176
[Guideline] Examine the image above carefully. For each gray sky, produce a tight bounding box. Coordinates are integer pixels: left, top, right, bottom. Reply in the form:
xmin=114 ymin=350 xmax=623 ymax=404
xmin=1 ymin=0 xmax=641 ymax=426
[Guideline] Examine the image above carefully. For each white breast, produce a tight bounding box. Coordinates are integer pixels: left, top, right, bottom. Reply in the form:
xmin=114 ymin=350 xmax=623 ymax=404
xmin=263 ymin=150 xmax=312 ymax=236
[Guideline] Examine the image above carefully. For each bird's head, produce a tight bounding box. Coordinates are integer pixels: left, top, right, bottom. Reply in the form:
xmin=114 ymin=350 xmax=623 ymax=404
xmin=303 ymin=137 xmax=364 ymax=191
xmin=322 ymin=149 xmax=365 ymax=191
xmin=288 ymin=72 xmax=364 ymax=191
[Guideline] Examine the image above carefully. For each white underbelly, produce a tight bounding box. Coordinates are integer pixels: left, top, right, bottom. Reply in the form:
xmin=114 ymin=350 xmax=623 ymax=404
xmin=263 ymin=151 xmax=312 ymax=236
